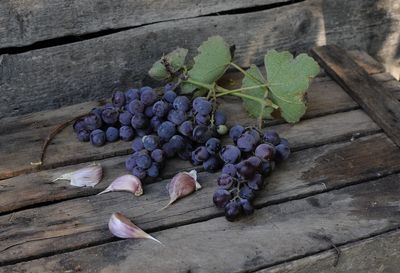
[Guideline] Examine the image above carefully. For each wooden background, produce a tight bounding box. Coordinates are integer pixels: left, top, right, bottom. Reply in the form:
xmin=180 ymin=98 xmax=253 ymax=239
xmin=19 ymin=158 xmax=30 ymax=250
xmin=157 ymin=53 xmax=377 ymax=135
xmin=0 ymin=0 xmax=399 ymax=119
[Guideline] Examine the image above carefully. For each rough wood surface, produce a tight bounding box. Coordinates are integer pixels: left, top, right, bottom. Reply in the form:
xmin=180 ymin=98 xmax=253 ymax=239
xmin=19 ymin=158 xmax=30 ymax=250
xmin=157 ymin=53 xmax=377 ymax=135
xmin=311 ymin=45 xmax=400 ymax=147
xmin=1 ymin=71 xmax=398 ymax=180
xmin=2 ymin=173 xmax=400 ymax=272
xmin=259 ymin=229 xmax=400 ymax=273
xmin=0 ymin=133 xmax=397 ymax=265
xmin=0 ymin=109 xmax=380 ymax=214
xmin=1 ymin=0 xmax=399 ymax=118
xmin=0 ymin=0 xmax=287 ymax=48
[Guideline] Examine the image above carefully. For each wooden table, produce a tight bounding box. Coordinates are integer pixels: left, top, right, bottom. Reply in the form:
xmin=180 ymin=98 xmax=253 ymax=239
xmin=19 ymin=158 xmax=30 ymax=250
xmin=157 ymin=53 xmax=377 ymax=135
xmin=1 ymin=47 xmax=400 ymax=273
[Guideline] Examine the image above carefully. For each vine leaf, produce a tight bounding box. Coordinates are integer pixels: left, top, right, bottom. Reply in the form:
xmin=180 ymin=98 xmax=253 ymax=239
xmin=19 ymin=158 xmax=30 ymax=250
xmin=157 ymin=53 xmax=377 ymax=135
xmin=181 ymin=36 xmax=232 ymax=94
xmin=148 ymin=48 xmax=188 ymax=81
xmin=241 ymin=65 xmax=275 ymax=120
xmin=265 ymin=50 xmax=320 ymax=123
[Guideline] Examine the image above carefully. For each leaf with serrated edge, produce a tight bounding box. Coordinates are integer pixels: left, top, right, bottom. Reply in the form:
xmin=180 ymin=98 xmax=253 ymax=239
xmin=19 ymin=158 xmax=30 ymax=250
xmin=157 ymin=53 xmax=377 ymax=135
xmin=265 ymin=50 xmax=319 ymax=123
xmin=241 ymin=65 xmax=274 ymax=119
xmin=149 ymin=48 xmax=188 ymax=81
xmin=181 ymin=36 xmax=232 ymax=94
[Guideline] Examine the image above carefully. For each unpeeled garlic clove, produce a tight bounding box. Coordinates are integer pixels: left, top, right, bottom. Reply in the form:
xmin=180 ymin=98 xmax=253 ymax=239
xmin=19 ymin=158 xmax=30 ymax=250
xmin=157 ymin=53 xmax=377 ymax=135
xmin=53 ymin=163 xmax=102 ymax=187
xmin=98 ymin=174 xmax=143 ymax=196
xmin=159 ymin=170 xmax=201 ymax=211
xmin=108 ymin=212 xmax=162 ymax=244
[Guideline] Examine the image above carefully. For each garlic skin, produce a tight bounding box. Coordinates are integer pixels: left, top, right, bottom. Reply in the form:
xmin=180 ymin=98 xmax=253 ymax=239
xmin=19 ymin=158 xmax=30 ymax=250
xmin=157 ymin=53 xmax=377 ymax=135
xmin=98 ymin=174 xmax=143 ymax=196
xmin=160 ymin=170 xmax=201 ymax=210
xmin=108 ymin=212 xmax=162 ymax=244
xmin=53 ymin=164 xmax=102 ymax=187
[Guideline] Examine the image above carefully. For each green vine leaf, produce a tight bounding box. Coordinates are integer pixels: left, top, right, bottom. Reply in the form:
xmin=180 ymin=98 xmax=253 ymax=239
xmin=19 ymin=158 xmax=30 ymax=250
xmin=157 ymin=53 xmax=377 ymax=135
xmin=241 ymin=65 xmax=275 ymax=119
xmin=265 ymin=50 xmax=320 ymax=123
xmin=181 ymin=36 xmax=232 ymax=94
xmin=148 ymin=48 xmax=188 ymax=81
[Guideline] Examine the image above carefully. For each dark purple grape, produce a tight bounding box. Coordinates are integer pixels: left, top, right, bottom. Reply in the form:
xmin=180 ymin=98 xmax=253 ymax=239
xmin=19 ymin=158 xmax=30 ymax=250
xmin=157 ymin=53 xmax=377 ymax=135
xmin=255 ymin=143 xmax=276 ymax=161
xmin=275 ymin=143 xmax=290 ymax=162
xmin=213 ymin=189 xmax=231 ymax=208
xmin=119 ymin=111 xmax=132 ymax=126
xmin=192 ymin=125 xmax=213 ymax=144
xmin=90 ymin=129 xmax=106 ymax=146
xmin=142 ymin=135 xmax=160 ymax=151
xmin=222 ymin=163 xmax=237 ymax=177
xmin=125 ymin=88 xmax=140 ymax=102
xmin=151 ymin=149 xmax=165 ymax=163
xmin=205 ymin=137 xmax=221 ymax=155
xmin=224 ymin=201 xmax=242 ymax=221
xmin=164 ymin=82 xmax=175 ymax=93
xmin=279 ymin=138 xmax=289 ymax=146
xmin=131 ymin=113 xmax=147 ymax=129
xmin=147 ymin=163 xmax=160 ymax=177
xmin=128 ymin=99 xmax=144 ymax=114
xmin=263 ymin=129 xmax=281 ymax=145
xmin=236 ymin=160 xmax=256 ymax=179
xmin=132 ymin=166 xmax=146 ymax=180
xmin=247 ymin=156 xmax=262 ymax=169
xmin=173 ymin=96 xmax=190 ymax=112
xmin=73 ymin=118 xmax=87 ymax=133
xmin=248 ymin=128 xmax=261 ymax=144
xmin=119 ymin=126 xmax=135 ymax=141
xmin=112 ymin=91 xmax=126 ymax=108
xmin=152 ymin=101 xmax=169 ymax=117
xmin=106 ymin=127 xmax=119 ymax=142
xmin=192 ymin=146 xmax=210 ymax=162
xmin=214 ymin=110 xmax=227 ymax=126
xmin=203 ymin=156 xmax=221 ymax=172
xmin=217 ymin=174 xmax=234 ymax=189
xmin=168 ymin=110 xmax=187 ymax=125
xmin=220 ymin=145 xmax=241 ymax=164
xmin=157 ymin=121 xmax=176 ymax=141
xmin=247 ymin=173 xmax=263 ymax=191
xmin=144 ymin=106 xmax=154 ymax=118
xmin=101 ymin=108 xmax=119 ymax=125
xmin=163 ymin=91 xmax=177 ymax=103
xmin=77 ymin=130 xmax=90 ymax=142
xmin=162 ymin=142 xmax=176 ymax=158
xmin=125 ymin=155 xmax=137 ymax=171
xmin=131 ymin=137 xmax=144 ymax=152
xmin=178 ymin=121 xmax=194 ymax=137
xmin=150 ymin=116 xmax=163 ymax=130
xmin=195 ymin=113 xmax=210 ymax=125
xmin=193 ymin=97 xmax=212 ymax=115
xmin=240 ymin=199 xmax=254 ymax=215
xmin=84 ymin=113 xmax=102 ymax=130
xmin=140 ymin=87 xmax=156 ymax=106
xmin=239 ymin=185 xmax=255 ymax=200
xmin=237 ymin=132 xmax=257 ymax=152
xmin=169 ymin=135 xmax=185 ymax=151
xmin=229 ymin=125 xmax=245 ymax=142
xmin=260 ymin=161 xmax=273 ymax=176
xmin=136 ymin=152 xmax=152 ymax=169
xmin=177 ymin=140 xmax=193 ymax=160
xmin=90 ymin=107 xmax=103 ymax=119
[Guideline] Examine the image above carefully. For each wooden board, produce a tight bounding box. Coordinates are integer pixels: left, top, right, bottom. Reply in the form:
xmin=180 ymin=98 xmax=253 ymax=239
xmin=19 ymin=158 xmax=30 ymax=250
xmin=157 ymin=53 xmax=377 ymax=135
xmin=1 ymin=174 xmax=400 ymax=272
xmin=1 ymin=133 xmax=399 ymax=265
xmin=259 ymin=229 xmax=400 ymax=273
xmin=1 ymin=71 xmax=398 ymax=180
xmin=1 ymin=0 xmax=399 ymax=118
xmin=0 ymin=0 xmax=287 ymax=48
xmin=311 ymin=45 xmax=400 ymax=147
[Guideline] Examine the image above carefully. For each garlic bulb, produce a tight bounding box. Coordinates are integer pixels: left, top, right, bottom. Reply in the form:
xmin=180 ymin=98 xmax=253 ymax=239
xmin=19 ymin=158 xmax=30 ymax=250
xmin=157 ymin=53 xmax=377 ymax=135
xmin=53 ymin=163 xmax=102 ymax=187
xmin=98 ymin=174 xmax=143 ymax=196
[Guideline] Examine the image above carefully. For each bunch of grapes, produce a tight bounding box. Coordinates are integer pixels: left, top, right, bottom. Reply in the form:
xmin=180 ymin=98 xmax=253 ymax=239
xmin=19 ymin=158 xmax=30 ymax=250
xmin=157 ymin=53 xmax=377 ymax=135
xmin=213 ymin=126 xmax=290 ymax=221
xmin=73 ymin=83 xmax=228 ymax=180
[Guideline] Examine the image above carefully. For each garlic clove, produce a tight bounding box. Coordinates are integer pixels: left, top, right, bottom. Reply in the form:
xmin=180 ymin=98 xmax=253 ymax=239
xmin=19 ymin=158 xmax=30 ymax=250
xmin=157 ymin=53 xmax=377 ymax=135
xmin=160 ymin=170 xmax=201 ymax=211
xmin=53 ymin=163 xmax=102 ymax=188
xmin=108 ymin=212 xmax=162 ymax=244
xmin=98 ymin=174 xmax=143 ymax=196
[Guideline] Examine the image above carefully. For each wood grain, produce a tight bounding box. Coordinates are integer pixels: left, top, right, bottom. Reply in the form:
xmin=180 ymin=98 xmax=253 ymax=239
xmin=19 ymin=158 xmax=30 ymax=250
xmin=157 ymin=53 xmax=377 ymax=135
xmin=0 ymin=133 xmax=398 ymax=265
xmin=259 ymin=229 xmax=400 ymax=273
xmin=311 ymin=45 xmax=400 ymax=147
xmin=1 ymin=0 xmax=399 ymax=118
xmin=1 ymin=172 xmax=400 ymax=272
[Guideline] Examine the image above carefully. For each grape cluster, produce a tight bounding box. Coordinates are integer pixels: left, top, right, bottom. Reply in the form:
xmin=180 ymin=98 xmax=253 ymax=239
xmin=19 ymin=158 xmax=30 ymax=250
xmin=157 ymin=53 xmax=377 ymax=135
xmin=73 ymin=84 xmax=228 ymax=180
xmin=213 ymin=127 xmax=290 ymax=221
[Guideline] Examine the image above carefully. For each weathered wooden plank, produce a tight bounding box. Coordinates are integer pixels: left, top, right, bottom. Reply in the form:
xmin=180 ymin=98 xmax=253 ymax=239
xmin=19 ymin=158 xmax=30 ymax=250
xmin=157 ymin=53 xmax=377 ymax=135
xmin=2 ymin=172 xmax=400 ymax=272
xmin=0 ymin=109 xmax=381 ymax=213
xmin=259 ymin=229 xmax=400 ymax=273
xmin=311 ymin=45 xmax=400 ymax=147
xmin=1 ymin=0 xmax=399 ymax=118
xmin=0 ymin=133 xmax=398 ymax=265
xmin=0 ymin=0 xmax=288 ymax=49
